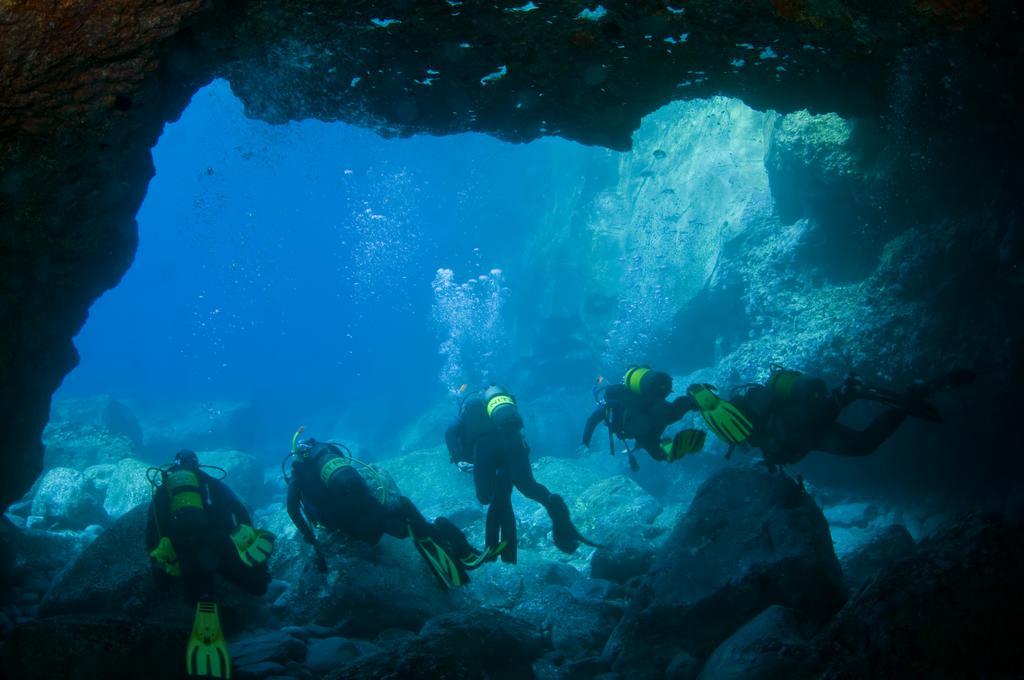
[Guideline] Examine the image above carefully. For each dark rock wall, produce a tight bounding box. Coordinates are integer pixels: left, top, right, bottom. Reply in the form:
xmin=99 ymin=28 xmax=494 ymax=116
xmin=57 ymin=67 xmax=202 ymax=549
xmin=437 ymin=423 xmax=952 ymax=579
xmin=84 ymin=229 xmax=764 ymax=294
xmin=2 ymin=0 xmax=1022 ymax=508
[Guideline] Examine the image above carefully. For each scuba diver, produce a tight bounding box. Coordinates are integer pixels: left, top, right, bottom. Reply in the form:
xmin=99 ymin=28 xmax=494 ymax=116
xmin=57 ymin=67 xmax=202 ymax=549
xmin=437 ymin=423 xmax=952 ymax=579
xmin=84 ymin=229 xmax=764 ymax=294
xmin=698 ymin=365 xmax=979 ymax=468
xmin=146 ymin=450 xmax=275 ymax=679
xmin=581 ymin=366 xmax=708 ymax=471
xmin=446 ymin=384 xmax=597 ymax=564
xmin=283 ymin=430 xmax=488 ymax=590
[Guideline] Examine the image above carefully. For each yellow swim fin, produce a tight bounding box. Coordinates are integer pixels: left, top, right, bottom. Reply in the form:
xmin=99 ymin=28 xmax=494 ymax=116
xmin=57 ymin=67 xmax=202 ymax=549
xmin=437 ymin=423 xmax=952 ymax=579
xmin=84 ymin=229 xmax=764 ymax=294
xmin=229 ymin=524 xmax=276 ymax=568
xmin=687 ymin=384 xmax=754 ymax=445
xmin=187 ymin=601 xmax=231 ymax=678
xmin=408 ymin=524 xmax=466 ymax=590
xmin=661 ymin=428 xmax=707 ymax=462
xmin=460 ymin=539 xmax=509 ymax=570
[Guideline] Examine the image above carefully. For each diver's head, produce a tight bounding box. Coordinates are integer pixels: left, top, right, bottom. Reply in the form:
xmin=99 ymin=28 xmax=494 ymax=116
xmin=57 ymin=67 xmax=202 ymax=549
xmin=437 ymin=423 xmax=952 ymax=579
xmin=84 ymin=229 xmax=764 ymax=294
xmin=647 ymin=371 xmax=673 ymax=400
xmin=174 ymin=449 xmax=200 ymax=471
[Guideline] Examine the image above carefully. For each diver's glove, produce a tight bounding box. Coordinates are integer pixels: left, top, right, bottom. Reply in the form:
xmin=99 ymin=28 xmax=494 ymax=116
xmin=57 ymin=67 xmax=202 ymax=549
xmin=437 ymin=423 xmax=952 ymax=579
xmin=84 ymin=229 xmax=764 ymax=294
xmin=456 ymin=461 xmax=475 ymax=474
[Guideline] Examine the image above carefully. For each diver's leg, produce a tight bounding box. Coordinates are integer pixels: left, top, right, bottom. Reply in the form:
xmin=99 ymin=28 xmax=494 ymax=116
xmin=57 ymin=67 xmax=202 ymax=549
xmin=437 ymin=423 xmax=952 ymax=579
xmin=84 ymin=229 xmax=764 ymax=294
xmin=389 ymin=496 xmax=432 ymax=539
xmin=473 ymin=442 xmax=499 ymax=505
xmin=495 ymin=480 xmax=517 ymax=563
xmin=820 ymin=409 xmax=908 ymax=457
xmin=217 ymin=534 xmax=271 ymax=597
xmin=507 ymin=443 xmax=552 ymax=505
xmin=169 ymin=516 xmax=216 ymax=602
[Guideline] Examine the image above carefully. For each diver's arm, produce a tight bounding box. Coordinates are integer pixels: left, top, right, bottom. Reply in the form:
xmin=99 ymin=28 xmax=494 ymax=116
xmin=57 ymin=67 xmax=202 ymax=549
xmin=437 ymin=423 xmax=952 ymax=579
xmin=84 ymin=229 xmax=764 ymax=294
xmin=207 ymin=476 xmax=251 ymax=526
xmin=582 ymin=406 xmax=605 ymax=447
xmin=445 ymin=421 xmax=465 ymax=464
xmin=287 ymin=480 xmax=327 ymax=572
xmin=667 ymin=395 xmax=698 ymax=423
xmin=286 ymin=479 xmax=318 ymax=546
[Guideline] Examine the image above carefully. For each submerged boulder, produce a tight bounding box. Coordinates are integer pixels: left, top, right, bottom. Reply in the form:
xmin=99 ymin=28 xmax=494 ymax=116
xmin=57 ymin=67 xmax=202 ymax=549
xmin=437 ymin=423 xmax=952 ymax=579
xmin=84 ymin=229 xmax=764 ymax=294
xmin=259 ymin=507 xmax=456 ymax=636
xmin=40 ymin=505 xmax=266 ymax=631
xmin=325 ymin=609 xmax=545 ymax=679
xmin=196 ymin=449 xmax=264 ymax=506
xmin=606 ymin=467 xmax=845 ymax=677
xmin=512 ymin=584 xmax=624 ymax=660
xmin=838 ymin=523 xmax=916 ymax=593
xmin=29 ymin=467 xmax=106 ymax=530
xmin=0 ymin=615 xmax=184 ymax=680
xmin=697 ymin=606 xmax=814 ymax=680
xmin=42 ymin=397 xmax=141 ymax=470
xmin=102 ymin=458 xmax=153 ymax=519
xmin=814 ymin=514 xmax=1024 ymax=678
xmin=42 ymin=422 xmax=137 ymax=471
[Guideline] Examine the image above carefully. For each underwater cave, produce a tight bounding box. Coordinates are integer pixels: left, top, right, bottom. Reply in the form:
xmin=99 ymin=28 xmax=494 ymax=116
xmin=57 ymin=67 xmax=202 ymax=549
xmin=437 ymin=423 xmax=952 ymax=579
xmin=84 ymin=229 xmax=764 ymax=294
xmin=2 ymin=2 xmax=1023 ymax=678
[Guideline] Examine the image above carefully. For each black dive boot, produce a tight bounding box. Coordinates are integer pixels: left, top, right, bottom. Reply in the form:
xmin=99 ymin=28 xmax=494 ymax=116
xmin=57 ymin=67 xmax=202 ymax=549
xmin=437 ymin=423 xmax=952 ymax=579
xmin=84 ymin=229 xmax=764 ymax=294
xmin=545 ymin=494 xmax=599 ymax=554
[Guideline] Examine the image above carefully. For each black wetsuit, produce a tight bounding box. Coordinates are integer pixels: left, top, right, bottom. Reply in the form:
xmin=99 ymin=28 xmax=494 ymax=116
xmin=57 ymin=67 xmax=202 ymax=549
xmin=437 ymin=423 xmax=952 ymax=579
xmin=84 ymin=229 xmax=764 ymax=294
xmin=446 ymin=398 xmax=556 ymax=563
xmin=145 ymin=465 xmax=270 ymax=601
xmin=286 ymin=442 xmax=476 ymax=571
xmin=581 ymin=384 xmax=697 ymax=461
xmin=286 ymin=443 xmax=431 ymax=546
xmin=734 ymin=375 xmax=910 ymax=467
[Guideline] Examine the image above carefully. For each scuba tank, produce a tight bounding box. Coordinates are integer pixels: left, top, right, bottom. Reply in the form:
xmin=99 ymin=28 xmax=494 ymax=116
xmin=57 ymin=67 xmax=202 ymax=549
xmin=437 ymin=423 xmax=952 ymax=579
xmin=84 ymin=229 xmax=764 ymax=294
xmin=624 ymin=366 xmax=673 ymax=401
xmin=483 ymin=385 xmax=522 ymax=429
xmin=766 ymin=364 xmax=804 ymax=399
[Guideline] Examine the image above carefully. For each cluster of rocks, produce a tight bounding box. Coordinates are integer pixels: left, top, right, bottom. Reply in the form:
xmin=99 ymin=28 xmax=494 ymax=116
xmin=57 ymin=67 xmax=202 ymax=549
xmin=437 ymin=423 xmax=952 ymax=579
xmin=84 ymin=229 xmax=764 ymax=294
xmin=2 ymin=454 xmax=1020 ymax=678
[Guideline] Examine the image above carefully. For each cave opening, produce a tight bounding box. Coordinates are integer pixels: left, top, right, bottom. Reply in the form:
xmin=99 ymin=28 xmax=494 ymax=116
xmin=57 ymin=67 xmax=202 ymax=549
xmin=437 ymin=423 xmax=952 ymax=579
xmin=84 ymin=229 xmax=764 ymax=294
xmin=53 ymin=80 xmax=783 ymax=463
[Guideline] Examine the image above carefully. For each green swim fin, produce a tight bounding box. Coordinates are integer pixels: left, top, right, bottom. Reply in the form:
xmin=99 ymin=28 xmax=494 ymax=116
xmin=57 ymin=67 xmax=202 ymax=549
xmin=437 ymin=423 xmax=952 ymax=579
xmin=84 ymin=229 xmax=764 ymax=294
xmin=687 ymin=384 xmax=754 ymax=445
xmin=229 ymin=524 xmax=276 ymax=568
xmin=187 ymin=601 xmax=231 ymax=678
xmin=661 ymin=428 xmax=707 ymax=462
xmin=408 ymin=524 xmax=467 ymax=590
xmin=460 ymin=539 xmax=509 ymax=570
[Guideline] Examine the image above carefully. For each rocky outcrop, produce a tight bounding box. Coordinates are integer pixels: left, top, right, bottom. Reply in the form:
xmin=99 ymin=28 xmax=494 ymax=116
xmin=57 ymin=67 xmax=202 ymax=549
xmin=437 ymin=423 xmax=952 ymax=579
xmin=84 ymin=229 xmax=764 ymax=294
xmin=837 ymin=523 xmax=916 ymax=593
xmin=196 ymin=449 xmax=264 ymax=506
xmin=697 ymin=605 xmax=814 ymax=680
xmin=0 ymin=615 xmax=186 ymax=680
xmin=42 ymin=421 xmax=137 ymax=471
xmin=512 ymin=583 xmax=624 ymax=661
xmin=102 ymin=458 xmax=152 ymax=519
xmin=39 ymin=505 xmax=265 ymax=629
xmin=29 ymin=467 xmax=106 ymax=530
xmin=606 ymin=467 xmax=845 ymax=677
xmin=813 ymin=514 xmax=1024 ymax=678
xmin=324 ymin=609 xmax=545 ymax=679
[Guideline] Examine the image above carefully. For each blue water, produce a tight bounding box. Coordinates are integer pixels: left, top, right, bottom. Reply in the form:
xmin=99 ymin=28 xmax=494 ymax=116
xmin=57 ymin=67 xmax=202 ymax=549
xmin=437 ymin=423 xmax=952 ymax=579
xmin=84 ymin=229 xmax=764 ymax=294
xmin=60 ymin=81 xmax=607 ymax=443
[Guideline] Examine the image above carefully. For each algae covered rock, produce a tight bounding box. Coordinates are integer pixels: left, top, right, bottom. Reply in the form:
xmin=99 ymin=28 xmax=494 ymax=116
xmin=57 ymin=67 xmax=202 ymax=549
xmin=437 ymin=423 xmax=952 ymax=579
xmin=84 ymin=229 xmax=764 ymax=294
xmin=42 ymin=422 xmax=137 ymax=471
xmin=29 ymin=468 xmax=106 ymax=530
xmin=606 ymin=467 xmax=845 ymax=676
xmin=102 ymin=458 xmax=153 ymax=519
xmin=196 ymin=448 xmax=265 ymax=506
